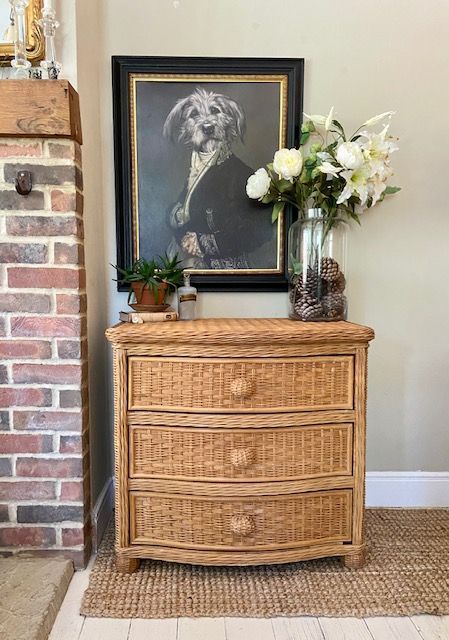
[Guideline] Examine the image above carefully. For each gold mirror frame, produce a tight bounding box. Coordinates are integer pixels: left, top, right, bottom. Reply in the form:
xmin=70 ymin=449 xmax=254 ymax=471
xmin=0 ymin=0 xmax=44 ymax=66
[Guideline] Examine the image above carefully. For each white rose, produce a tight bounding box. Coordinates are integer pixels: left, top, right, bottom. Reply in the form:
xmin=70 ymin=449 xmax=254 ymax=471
xmin=336 ymin=141 xmax=364 ymax=170
xmin=273 ymin=148 xmax=303 ymax=182
xmin=246 ymin=167 xmax=271 ymax=200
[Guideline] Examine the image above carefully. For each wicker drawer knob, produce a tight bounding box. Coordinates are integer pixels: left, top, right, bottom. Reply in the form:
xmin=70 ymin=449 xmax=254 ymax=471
xmin=230 ymin=447 xmax=256 ymax=469
xmin=230 ymin=514 xmax=255 ymax=536
xmin=230 ymin=377 xmax=255 ymax=398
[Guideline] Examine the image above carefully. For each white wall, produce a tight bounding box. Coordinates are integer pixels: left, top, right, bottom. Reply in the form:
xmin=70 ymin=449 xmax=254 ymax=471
xmin=72 ymin=0 xmax=449 ymax=483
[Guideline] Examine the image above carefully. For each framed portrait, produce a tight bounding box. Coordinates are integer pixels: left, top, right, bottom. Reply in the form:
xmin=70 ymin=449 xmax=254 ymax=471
xmin=112 ymin=56 xmax=303 ymax=291
xmin=0 ymin=0 xmax=44 ymax=65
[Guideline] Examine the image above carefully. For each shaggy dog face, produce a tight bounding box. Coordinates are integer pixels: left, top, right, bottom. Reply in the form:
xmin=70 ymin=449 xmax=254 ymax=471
xmin=163 ymin=88 xmax=246 ymax=153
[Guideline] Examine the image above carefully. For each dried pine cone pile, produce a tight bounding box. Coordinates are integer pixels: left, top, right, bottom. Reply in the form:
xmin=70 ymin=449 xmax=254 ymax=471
xmin=290 ymin=257 xmax=347 ymax=321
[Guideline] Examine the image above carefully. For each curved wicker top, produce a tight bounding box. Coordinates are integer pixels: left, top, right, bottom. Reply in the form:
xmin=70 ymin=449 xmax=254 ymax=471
xmin=106 ymin=318 xmax=374 ymax=345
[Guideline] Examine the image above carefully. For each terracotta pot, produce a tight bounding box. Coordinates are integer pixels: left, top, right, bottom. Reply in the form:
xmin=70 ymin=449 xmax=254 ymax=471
xmin=131 ymin=281 xmax=168 ymax=306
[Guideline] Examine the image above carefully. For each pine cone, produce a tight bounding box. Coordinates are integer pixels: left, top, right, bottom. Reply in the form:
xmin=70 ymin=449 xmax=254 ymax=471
xmin=325 ymin=271 xmax=346 ymax=294
xmin=301 ymin=265 xmax=321 ymax=297
xmin=289 ymin=283 xmax=304 ymax=305
xmin=322 ymin=292 xmax=346 ymax=318
xmin=294 ymin=295 xmax=323 ymax=321
xmin=320 ymin=257 xmax=340 ymax=282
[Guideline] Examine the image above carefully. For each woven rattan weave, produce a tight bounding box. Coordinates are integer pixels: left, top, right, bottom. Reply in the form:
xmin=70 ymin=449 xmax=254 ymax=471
xmin=106 ymin=318 xmax=374 ymax=572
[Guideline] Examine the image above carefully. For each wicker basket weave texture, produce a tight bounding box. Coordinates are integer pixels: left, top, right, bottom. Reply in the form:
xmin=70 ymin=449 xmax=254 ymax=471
xmin=128 ymin=356 xmax=354 ymax=412
xmin=130 ymin=490 xmax=352 ymax=550
xmin=130 ymin=424 xmax=353 ymax=481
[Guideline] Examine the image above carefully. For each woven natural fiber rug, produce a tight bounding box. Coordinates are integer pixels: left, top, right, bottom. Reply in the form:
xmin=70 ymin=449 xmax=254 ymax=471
xmin=81 ymin=509 xmax=449 ymax=618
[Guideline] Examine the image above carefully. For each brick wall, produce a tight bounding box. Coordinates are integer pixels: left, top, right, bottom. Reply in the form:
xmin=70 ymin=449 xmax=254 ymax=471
xmin=0 ymin=138 xmax=90 ymax=568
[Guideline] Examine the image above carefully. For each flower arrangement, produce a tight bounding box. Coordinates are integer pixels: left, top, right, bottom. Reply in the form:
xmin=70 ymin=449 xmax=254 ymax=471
xmin=246 ymin=108 xmax=400 ymax=228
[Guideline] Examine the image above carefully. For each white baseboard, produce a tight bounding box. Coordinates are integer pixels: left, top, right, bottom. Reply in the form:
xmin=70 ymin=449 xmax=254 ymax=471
xmin=91 ymin=477 xmax=114 ymax=551
xmin=366 ymin=472 xmax=449 ymax=507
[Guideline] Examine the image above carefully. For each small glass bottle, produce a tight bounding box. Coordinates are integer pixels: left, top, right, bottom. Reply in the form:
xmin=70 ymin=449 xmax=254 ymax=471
xmin=178 ymin=272 xmax=197 ymax=320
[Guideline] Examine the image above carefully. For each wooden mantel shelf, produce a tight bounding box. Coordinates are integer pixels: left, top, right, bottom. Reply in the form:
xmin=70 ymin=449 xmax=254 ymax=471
xmin=0 ymin=80 xmax=82 ymax=143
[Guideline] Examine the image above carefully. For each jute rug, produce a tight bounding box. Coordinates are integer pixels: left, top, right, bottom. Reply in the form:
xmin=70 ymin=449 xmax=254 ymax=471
xmin=81 ymin=509 xmax=449 ymax=618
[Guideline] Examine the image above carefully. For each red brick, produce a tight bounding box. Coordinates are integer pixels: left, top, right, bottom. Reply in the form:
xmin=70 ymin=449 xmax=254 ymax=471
xmin=47 ymin=143 xmax=74 ymax=159
xmin=0 ymin=243 xmax=48 ymax=264
xmin=0 ymin=459 xmax=12 ymax=476
xmin=11 ymin=316 xmax=83 ymax=338
xmin=0 ymin=293 xmax=51 ymax=313
xmin=56 ymin=294 xmax=87 ymax=315
xmin=51 ymin=190 xmax=76 ymax=212
xmin=0 ymin=340 xmax=52 ymax=359
xmin=0 ymin=191 xmax=45 ymax=211
xmin=0 ymin=526 xmax=56 ymax=547
xmin=0 ymin=366 xmax=7 ymax=384
xmin=0 ymin=481 xmax=55 ymax=500
xmin=0 ymin=433 xmax=53 ymax=454
xmin=59 ymin=390 xmax=83 ymax=408
xmin=0 ymin=142 xmax=42 ymax=157
xmin=0 ymin=412 xmax=9 ymax=430
xmin=6 ymin=215 xmax=83 ymax=238
xmin=18 ymin=504 xmax=83 ymax=523
xmin=0 ymin=387 xmax=52 ymax=408
xmin=16 ymin=457 xmax=82 ymax=478
xmin=54 ymin=242 xmax=84 ymax=265
xmin=60 ymin=480 xmax=83 ymax=501
xmin=8 ymin=267 xmax=85 ymax=289
xmin=62 ymin=527 xmax=84 ymax=546
xmin=0 ymin=504 xmax=8 ymax=521
xmin=13 ymin=363 xmax=83 ymax=385
xmin=57 ymin=340 xmax=87 ymax=360
xmin=14 ymin=411 xmax=83 ymax=432
xmin=59 ymin=435 xmax=82 ymax=454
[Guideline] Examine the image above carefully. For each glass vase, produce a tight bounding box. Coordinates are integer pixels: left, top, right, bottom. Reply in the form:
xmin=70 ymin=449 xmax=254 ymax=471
xmin=288 ymin=208 xmax=348 ymax=321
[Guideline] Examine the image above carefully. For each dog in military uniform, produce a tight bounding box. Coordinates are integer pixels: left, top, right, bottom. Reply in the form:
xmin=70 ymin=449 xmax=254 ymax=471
xmin=163 ymin=88 xmax=274 ymax=270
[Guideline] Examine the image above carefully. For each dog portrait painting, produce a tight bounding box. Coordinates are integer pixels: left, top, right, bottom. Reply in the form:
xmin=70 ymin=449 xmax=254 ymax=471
xmin=113 ymin=57 xmax=304 ymax=291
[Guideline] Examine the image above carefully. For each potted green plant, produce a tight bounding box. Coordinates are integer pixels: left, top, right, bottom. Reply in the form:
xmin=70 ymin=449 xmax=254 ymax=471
xmin=113 ymin=254 xmax=184 ymax=310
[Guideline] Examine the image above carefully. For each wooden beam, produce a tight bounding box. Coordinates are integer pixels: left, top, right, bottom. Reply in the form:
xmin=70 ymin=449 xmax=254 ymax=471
xmin=0 ymin=80 xmax=82 ymax=144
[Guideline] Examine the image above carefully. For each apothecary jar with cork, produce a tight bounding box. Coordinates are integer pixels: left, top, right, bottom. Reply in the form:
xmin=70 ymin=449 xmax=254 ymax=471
xmin=288 ymin=208 xmax=348 ymax=322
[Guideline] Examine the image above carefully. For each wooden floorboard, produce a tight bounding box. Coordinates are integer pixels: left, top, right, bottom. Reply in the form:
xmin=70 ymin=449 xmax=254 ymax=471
xmin=272 ymin=616 xmax=325 ymax=639
xmin=411 ymin=615 xmax=449 ymax=640
xmin=318 ymin=617 xmax=374 ymax=640
xmin=365 ymin=616 xmax=424 ymax=640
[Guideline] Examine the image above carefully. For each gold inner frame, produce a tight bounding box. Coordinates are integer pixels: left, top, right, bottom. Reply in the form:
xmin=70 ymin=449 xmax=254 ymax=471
xmin=0 ymin=0 xmax=44 ymax=65
xmin=129 ymin=73 xmax=289 ymax=275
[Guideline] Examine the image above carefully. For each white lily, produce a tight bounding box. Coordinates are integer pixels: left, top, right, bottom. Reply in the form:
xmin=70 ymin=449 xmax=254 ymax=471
xmin=325 ymin=106 xmax=335 ymax=131
xmin=303 ymin=112 xmax=327 ymax=126
xmin=360 ymin=125 xmax=398 ymax=176
xmin=318 ymin=161 xmax=342 ymax=178
xmin=367 ymin=175 xmax=388 ymax=206
xmin=337 ymin=165 xmax=371 ymax=206
xmin=361 ymin=111 xmax=396 ymax=127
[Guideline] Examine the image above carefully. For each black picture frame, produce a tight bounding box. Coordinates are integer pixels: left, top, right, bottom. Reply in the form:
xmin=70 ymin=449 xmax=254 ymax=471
xmin=112 ymin=56 xmax=304 ymax=292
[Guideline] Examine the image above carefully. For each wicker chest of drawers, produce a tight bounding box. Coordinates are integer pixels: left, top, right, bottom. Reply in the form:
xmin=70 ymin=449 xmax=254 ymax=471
xmin=106 ymin=318 xmax=374 ymax=573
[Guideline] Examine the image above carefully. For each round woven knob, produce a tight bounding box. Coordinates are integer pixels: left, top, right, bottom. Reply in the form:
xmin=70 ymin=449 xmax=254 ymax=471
xmin=230 ymin=377 xmax=255 ymax=398
xmin=230 ymin=514 xmax=255 ymax=536
xmin=230 ymin=447 xmax=256 ymax=469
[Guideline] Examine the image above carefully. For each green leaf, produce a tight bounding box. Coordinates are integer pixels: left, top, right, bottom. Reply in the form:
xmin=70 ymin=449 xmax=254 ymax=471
xmin=277 ymin=179 xmax=294 ymax=193
xmin=300 ymin=131 xmax=310 ymax=146
xmin=384 ymin=185 xmax=401 ymax=195
xmin=271 ymin=201 xmax=284 ymax=223
xmin=261 ymin=194 xmax=274 ymax=204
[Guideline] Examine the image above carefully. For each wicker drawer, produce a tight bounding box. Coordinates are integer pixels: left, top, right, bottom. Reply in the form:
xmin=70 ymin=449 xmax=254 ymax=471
xmin=130 ymin=489 xmax=352 ymax=550
xmin=128 ymin=356 xmax=354 ymax=413
xmin=130 ymin=423 xmax=353 ymax=481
